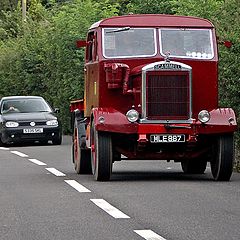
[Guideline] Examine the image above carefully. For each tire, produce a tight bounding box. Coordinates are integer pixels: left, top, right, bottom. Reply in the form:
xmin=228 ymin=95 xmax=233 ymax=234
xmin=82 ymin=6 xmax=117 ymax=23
xmin=210 ymin=134 xmax=234 ymax=181
xmin=91 ymin=121 xmax=112 ymax=181
xmin=72 ymin=119 xmax=91 ymax=174
xmin=0 ymin=134 xmax=6 ymax=147
xmin=0 ymin=138 xmax=4 ymax=147
xmin=181 ymin=159 xmax=207 ymax=174
xmin=52 ymin=131 xmax=62 ymax=145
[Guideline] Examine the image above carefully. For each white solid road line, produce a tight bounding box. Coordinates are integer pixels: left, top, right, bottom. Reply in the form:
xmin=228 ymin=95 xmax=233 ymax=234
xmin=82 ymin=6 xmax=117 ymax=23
xmin=0 ymin=147 xmax=10 ymax=150
xmin=28 ymin=158 xmax=47 ymax=166
xmin=90 ymin=199 xmax=130 ymax=219
xmin=134 ymin=230 xmax=167 ymax=240
xmin=45 ymin=167 xmax=66 ymax=176
xmin=11 ymin=151 xmax=29 ymax=158
xmin=64 ymin=180 xmax=91 ymax=193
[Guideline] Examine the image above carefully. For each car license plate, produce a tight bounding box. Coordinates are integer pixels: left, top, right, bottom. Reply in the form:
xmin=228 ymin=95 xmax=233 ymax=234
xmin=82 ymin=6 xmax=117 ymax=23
xmin=150 ymin=134 xmax=185 ymax=143
xmin=23 ymin=128 xmax=43 ymax=134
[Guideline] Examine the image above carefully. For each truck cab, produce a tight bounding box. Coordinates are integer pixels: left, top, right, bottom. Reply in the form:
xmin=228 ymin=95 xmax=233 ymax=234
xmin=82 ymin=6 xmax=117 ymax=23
xmin=71 ymin=14 xmax=237 ymax=181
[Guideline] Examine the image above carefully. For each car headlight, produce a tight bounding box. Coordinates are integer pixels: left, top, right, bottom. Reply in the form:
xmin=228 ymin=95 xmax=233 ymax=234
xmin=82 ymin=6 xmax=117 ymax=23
xmin=126 ymin=109 xmax=139 ymax=123
xmin=198 ymin=110 xmax=210 ymax=123
xmin=5 ymin=121 xmax=19 ymax=128
xmin=46 ymin=120 xmax=58 ymax=126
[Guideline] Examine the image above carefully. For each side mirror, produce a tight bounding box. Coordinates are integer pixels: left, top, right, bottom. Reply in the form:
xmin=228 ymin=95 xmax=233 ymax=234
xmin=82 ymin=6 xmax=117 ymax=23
xmin=54 ymin=108 xmax=60 ymax=113
xmin=217 ymin=37 xmax=233 ymax=48
xmin=76 ymin=40 xmax=87 ymax=48
xmin=223 ymin=41 xmax=232 ymax=48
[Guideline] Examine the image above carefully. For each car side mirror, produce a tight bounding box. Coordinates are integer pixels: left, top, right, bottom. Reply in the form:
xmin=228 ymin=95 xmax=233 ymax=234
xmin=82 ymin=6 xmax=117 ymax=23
xmin=54 ymin=108 xmax=60 ymax=113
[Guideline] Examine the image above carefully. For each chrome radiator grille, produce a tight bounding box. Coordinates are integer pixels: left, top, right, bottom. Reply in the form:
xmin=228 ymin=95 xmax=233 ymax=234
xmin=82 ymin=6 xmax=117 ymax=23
xmin=146 ymin=71 xmax=190 ymax=120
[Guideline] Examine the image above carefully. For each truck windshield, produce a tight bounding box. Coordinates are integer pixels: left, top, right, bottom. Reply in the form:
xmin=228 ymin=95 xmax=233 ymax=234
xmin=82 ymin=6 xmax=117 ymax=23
xmin=103 ymin=28 xmax=157 ymax=58
xmin=160 ymin=28 xmax=214 ymax=59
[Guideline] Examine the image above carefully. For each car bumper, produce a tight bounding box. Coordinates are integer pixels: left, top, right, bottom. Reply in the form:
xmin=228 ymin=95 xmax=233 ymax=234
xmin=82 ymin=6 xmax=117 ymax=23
xmin=1 ymin=126 xmax=61 ymax=143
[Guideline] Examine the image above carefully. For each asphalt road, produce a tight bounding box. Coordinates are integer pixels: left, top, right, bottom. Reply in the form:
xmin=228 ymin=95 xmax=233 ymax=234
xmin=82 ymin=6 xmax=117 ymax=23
xmin=0 ymin=136 xmax=240 ymax=240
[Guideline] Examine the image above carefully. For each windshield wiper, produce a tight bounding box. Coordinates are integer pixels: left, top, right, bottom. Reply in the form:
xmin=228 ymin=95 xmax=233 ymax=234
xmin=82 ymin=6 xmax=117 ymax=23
xmin=106 ymin=27 xmax=131 ymax=34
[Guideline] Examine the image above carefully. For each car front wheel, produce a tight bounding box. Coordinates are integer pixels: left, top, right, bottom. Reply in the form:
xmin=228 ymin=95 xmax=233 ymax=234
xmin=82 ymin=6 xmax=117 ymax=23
xmin=52 ymin=131 xmax=62 ymax=145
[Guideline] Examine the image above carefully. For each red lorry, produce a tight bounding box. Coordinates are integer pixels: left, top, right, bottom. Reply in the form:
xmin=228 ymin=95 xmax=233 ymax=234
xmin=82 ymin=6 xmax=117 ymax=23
xmin=70 ymin=14 xmax=237 ymax=181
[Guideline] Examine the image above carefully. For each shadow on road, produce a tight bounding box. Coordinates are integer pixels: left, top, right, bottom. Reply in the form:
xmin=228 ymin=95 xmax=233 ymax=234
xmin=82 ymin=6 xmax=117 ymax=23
xmin=111 ymin=171 xmax=214 ymax=182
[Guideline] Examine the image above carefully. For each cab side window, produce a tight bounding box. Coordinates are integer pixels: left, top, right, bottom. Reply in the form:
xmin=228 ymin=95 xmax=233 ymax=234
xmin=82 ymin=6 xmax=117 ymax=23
xmin=86 ymin=31 xmax=97 ymax=62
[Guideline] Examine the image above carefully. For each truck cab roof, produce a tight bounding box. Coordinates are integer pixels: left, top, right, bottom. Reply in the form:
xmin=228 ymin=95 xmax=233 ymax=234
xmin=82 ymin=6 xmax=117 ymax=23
xmin=89 ymin=14 xmax=214 ymax=29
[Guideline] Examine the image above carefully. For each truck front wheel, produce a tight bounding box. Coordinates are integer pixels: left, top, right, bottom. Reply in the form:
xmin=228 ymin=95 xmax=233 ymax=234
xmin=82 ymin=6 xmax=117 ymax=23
xmin=91 ymin=122 xmax=112 ymax=181
xmin=210 ymin=134 xmax=234 ymax=181
xmin=72 ymin=119 xmax=91 ymax=174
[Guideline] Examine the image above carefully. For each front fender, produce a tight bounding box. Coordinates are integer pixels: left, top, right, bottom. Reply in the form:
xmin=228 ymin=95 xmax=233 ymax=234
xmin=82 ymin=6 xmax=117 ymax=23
xmin=91 ymin=107 xmax=138 ymax=133
xmin=196 ymin=108 xmax=237 ymax=134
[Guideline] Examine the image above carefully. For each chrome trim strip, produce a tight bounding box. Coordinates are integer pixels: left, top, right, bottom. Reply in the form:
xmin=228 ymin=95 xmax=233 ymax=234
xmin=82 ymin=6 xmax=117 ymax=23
xmin=102 ymin=28 xmax=158 ymax=59
xmin=159 ymin=28 xmax=215 ymax=60
xmin=139 ymin=119 xmax=194 ymax=124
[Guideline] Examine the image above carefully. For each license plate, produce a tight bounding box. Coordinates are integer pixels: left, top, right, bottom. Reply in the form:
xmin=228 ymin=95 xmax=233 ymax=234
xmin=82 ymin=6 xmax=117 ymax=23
xmin=23 ymin=128 xmax=43 ymax=134
xmin=150 ymin=134 xmax=185 ymax=143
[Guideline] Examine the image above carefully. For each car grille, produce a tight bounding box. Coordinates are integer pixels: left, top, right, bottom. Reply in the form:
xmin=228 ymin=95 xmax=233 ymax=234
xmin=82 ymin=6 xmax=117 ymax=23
xmin=146 ymin=71 xmax=190 ymax=120
xmin=19 ymin=121 xmax=47 ymax=126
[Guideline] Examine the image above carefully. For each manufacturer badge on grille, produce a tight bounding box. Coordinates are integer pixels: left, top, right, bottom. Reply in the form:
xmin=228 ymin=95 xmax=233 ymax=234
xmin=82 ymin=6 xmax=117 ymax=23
xmin=154 ymin=63 xmax=182 ymax=70
xmin=30 ymin=122 xmax=36 ymax=126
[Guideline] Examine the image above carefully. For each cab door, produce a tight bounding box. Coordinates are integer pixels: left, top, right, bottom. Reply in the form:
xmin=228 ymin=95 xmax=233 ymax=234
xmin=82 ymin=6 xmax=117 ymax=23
xmin=84 ymin=31 xmax=99 ymax=117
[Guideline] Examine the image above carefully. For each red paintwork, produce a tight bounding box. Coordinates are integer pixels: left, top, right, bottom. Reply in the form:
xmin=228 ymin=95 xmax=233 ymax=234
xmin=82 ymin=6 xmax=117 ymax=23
xmin=71 ymin=14 xmax=237 ymax=160
xmin=70 ymin=99 xmax=84 ymax=112
xmin=92 ymin=107 xmax=237 ymax=134
xmin=76 ymin=40 xmax=87 ymax=48
xmin=90 ymin=14 xmax=214 ymax=29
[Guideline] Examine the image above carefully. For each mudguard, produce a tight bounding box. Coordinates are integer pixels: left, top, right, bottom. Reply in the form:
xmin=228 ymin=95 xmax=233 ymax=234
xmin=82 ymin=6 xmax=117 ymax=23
xmin=196 ymin=108 xmax=237 ymax=134
xmin=91 ymin=107 xmax=138 ymax=133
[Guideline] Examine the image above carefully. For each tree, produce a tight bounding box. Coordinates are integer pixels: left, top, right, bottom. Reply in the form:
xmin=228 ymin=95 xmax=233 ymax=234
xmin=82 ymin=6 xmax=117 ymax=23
xmin=0 ymin=0 xmax=120 ymax=132
xmin=125 ymin=0 xmax=175 ymax=14
xmin=0 ymin=0 xmax=18 ymax=11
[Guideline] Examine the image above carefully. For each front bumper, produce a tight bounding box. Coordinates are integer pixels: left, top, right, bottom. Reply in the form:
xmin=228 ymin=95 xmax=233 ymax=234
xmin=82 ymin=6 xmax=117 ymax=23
xmin=93 ymin=107 xmax=238 ymax=136
xmin=1 ymin=126 xmax=61 ymax=144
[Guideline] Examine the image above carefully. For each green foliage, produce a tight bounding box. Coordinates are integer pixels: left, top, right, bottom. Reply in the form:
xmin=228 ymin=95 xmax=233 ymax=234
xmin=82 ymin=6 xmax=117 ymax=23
xmin=0 ymin=7 xmax=23 ymax=40
xmin=0 ymin=0 xmax=119 ymax=133
xmin=172 ymin=0 xmax=223 ymax=19
xmin=0 ymin=0 xmax=18 ymax=11
xmin=125 ymin=0 xmax=175 ymax=14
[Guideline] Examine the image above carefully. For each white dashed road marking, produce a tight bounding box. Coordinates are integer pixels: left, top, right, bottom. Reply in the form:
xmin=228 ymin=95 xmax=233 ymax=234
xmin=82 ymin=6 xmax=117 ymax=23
xmin=90 ymin=199 xmax=130 ymax=219
xmin=28 ymin=158 xmax=47 ymax=166
xmin=0 ymin=147 xmax=10 ymax=150
xmin=134 ymin=230 xmax=167 ymax=240
xmin=11 ymin=151 xmax=29 ymax=158
xmin=64 ymin=180 xmax=91 ymax=193
xmin=3 ymin=146 xmax=171 ymax=240
xmin=45 ymin=168 xmax=66 ymax=176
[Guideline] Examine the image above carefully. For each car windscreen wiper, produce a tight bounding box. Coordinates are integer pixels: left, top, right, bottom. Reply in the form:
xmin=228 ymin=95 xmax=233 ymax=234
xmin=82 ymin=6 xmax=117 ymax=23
xmin=106 ymin=27 xmax=131 ymax=34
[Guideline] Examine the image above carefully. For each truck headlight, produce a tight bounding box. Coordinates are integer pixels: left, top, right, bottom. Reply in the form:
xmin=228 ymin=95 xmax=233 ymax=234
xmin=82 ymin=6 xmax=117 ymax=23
xmin=46 ymin=120 xmax=58 ymax=126
xmin=5 ymin=121 xmax=19 ymax=128
xmin=198 ymin=110 xmax=210 ymax=123
xmin=126 ymin=109 xmax=139 ymax=122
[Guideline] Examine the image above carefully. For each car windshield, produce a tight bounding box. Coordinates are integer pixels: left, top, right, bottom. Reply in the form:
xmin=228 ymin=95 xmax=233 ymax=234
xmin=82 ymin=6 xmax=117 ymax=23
xmin=1 ymin=98 xmax=52 ymax=114
xmin=103 ymin=28 xmax=157 ymax=58
xmin=160 ymin=28 xmax=214 ymax=59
